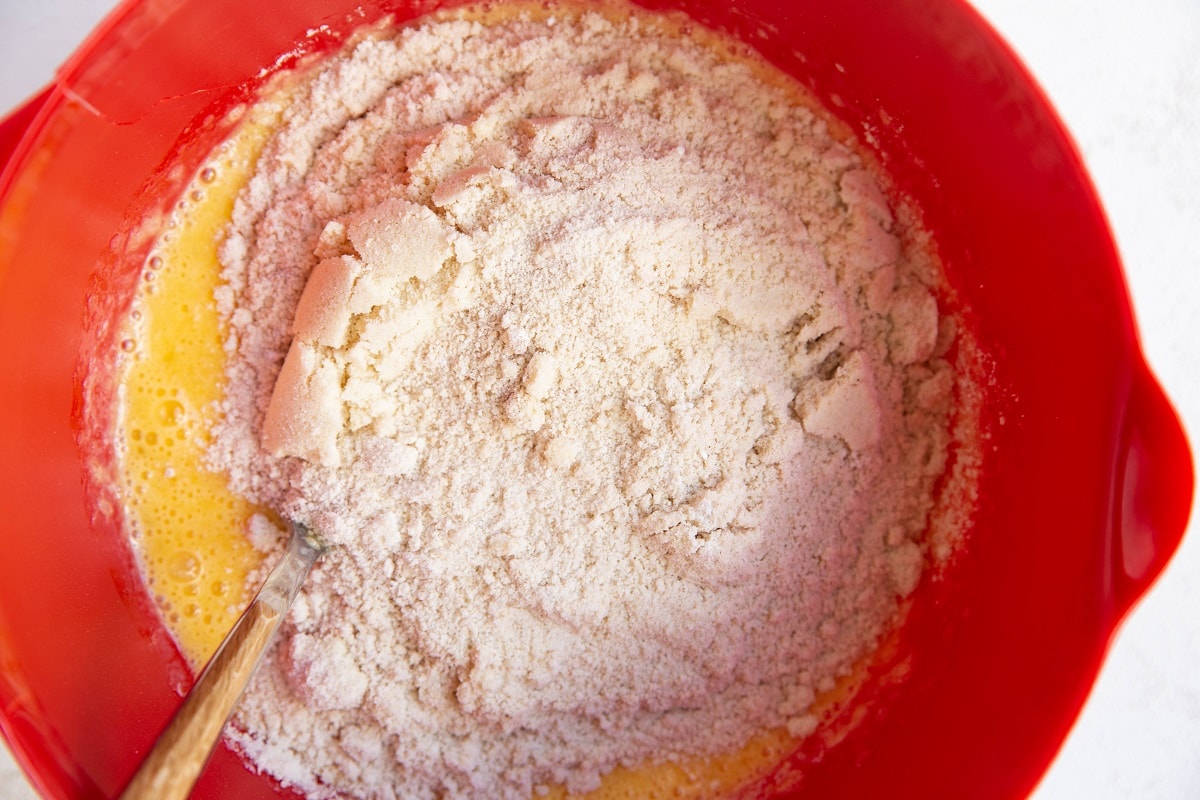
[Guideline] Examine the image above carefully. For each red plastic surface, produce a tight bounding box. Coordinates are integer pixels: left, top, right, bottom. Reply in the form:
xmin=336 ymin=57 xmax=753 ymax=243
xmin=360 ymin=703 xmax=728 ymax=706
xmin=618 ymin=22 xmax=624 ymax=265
xmin=0 ymin=1 xmax=1192 ymax=799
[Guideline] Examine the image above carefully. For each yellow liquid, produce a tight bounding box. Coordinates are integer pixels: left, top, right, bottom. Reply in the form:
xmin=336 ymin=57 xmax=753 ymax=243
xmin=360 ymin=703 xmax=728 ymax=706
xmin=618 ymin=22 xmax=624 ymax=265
xmin=119 ymin=104 xmax=281 ymax=659
xmin=116 ymin=26 xmax=818 ymax=800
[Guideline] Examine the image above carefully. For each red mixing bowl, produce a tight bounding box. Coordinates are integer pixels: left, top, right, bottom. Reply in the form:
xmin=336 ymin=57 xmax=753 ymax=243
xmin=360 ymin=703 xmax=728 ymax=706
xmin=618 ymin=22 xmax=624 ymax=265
xmin=0 ymin=0 xmax=1193 ymax=798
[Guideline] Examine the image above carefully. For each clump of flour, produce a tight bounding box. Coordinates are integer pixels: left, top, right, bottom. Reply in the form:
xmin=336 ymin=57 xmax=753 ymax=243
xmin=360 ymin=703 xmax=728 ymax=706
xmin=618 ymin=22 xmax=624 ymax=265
xmin=208 ymin=8 xmax=968 ymax=800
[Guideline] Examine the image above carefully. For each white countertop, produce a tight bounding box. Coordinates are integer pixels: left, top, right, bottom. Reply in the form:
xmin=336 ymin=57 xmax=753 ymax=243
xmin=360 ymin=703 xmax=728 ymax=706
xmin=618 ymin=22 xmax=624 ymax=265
xmin=1 ymin=1 xmax=1197 ymax=797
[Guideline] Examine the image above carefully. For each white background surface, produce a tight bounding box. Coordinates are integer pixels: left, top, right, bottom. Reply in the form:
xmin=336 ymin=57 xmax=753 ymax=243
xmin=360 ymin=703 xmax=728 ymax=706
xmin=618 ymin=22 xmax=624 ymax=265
xmin=1 ymin=0 xmax=1197 ymax=798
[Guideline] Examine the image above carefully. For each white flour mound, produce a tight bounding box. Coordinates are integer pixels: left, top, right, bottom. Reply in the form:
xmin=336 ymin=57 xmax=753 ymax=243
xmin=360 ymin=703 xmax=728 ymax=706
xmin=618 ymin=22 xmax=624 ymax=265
xmin=208 ymin=9 xmax=966 ymax=800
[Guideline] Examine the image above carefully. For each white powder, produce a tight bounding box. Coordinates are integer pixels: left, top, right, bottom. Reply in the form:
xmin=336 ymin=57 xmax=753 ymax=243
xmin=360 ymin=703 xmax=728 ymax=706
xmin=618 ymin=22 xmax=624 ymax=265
xmin=207 ymin=8 xmax=969 ymax=799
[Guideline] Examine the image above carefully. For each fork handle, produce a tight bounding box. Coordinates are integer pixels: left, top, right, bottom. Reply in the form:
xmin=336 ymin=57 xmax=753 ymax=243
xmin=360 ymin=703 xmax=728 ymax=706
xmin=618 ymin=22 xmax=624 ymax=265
xmin=119 ymin=532 xmax=320 ymax=800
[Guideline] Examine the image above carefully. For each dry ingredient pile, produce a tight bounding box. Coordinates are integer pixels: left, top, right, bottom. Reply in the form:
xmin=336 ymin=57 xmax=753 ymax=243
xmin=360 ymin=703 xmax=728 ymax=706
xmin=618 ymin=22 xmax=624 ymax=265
xmin=205 ymin=7 xmax=964 ymax=799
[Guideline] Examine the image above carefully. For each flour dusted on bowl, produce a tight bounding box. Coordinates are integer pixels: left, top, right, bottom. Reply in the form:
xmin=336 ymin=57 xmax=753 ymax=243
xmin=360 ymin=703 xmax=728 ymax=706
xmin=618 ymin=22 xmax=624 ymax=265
xmin=203 ymin=6 xmax=969 ymax=798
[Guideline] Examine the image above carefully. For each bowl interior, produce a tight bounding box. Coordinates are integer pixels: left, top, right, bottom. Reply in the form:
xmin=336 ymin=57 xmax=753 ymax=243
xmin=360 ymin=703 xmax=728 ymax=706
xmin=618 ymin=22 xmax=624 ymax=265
xmin=0 ymin=0 xmax=1191 ymax=798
